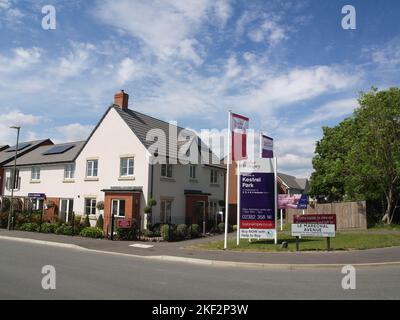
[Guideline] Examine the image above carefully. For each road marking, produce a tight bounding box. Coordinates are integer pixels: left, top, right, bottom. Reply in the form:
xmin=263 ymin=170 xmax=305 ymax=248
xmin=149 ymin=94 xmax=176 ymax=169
xmin=129 ymin=244 xmax=154 ymax=249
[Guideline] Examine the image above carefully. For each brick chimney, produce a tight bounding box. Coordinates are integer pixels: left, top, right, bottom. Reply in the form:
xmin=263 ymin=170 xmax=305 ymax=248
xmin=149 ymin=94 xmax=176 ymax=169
xmin=114 ymin=90 xmax=129 ymax=110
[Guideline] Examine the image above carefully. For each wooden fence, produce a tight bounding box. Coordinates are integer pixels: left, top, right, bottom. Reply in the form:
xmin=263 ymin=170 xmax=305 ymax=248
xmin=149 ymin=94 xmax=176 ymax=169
xmin=286 ymin=200 xmax=367 ymax=230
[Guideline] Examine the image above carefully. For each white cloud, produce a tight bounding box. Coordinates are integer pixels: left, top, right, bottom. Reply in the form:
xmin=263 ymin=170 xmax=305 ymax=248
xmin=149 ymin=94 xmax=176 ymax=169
xmin=117 ymin=58 xmax=139 ymax=85
xmin=55 ymin=43 xmax=96 ymax=78
xmin=299 ymin=98 xmax=358 ymax=127
xmin=0 ymin=47 xmax=42 ymax=74
xmin=54 ymin=123 xmax=93 ymax=142
xmin=248 ymin=20 xmax=287 ymax=46
xmin=94 ymin=0 xmax=232 ymax=64
xmin=0 ymin=110 xmax=42 ymax=145
xmin=0 ymin=0 xmax=11 ymax=10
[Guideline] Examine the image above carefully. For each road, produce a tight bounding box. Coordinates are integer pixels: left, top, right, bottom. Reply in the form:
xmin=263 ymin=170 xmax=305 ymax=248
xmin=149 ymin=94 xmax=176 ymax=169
xmin=0 ymin=239 xmax=399 ymax=300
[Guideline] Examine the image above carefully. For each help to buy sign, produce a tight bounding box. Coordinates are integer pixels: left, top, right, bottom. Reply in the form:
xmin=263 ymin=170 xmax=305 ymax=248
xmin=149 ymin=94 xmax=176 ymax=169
xmin=291 ymin=214 xmax=336 ymax=237
xmin=239 ymin=159 xmax=276 ymax=239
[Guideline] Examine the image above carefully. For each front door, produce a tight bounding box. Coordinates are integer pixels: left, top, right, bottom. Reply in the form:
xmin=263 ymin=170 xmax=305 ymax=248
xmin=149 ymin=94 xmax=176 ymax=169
xmin=59 ymin=199 xmax=73 ymax=223
xmin=194 ymin=201 xmax=206 ymax=235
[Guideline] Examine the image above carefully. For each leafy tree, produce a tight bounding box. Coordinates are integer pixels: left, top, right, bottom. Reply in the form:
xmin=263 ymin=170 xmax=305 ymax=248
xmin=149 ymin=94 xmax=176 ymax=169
xmin=309 ymin=87 xmax=400 ymax=224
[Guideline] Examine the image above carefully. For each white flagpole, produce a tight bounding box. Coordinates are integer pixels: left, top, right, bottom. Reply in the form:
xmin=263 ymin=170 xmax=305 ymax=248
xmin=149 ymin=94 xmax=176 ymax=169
xmin=274 ymin=156 xmax=278 ymax=245
xmin=224 ymin=111 xmax=232 ymax=250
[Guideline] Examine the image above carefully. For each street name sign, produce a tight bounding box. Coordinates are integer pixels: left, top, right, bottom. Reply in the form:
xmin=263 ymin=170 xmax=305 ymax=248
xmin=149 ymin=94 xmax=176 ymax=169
xmin=291 ymin=214 xmax=336 ymax=237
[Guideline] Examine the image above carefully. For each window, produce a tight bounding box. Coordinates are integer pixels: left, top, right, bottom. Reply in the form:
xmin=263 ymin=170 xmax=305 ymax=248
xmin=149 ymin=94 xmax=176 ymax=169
xmin=6 ymin=169 xmax=20 ymax=190
xmin=31 ymin=167 xmax=40 ymax=180
xmin=64 ymin=164 xmax=75 ymax=179
xmin=85 ymin=198 xmax=97 ymax=215
xmin=209 ymin=200 xmax=218 ymax=216
xmin=161 ymin=164 xmax=173 ymax=178
xmin=32 ymin=199 xmax=44 ymax=211
xmin=160 ymin=199 xmax=172 ymax=223
xmin=210 ymin=169 xmax=218 ymax=184
xmin=86 ymin=160 xmax=98 ymax=177
xmin=189 ymin=165 xmax=196 ymax=179
xmin=120 ymin=157 xmax=134 ymax=177
xmin=111 ymin=199 xmax=126 ymax=217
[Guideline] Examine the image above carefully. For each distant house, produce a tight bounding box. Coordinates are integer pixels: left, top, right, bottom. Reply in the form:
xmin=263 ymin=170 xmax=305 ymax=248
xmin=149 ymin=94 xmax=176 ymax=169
xmin=277 ymin=173 xmax=309 ymax=195
xmin=0 ymin=139 xmax=53 ymax=196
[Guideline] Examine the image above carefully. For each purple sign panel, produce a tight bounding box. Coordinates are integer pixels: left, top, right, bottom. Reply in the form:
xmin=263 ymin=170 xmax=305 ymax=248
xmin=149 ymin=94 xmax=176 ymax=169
xmin=261 ymin=135 xmax=273 ymax=158
xmin=240 ymin=172 xmax=275 ymax=229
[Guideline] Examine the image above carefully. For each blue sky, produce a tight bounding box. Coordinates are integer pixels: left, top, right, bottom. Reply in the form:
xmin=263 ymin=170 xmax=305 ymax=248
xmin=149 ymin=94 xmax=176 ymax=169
xmin=1 ymin=0 xmax=400 ymax=177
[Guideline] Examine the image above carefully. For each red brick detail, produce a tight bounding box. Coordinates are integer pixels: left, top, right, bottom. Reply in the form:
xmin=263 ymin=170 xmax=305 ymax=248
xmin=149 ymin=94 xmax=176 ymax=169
xmin=103 ymin=192 xmax=141 ymax=234
xmin=114 ymin=90 xmax=129 ymax=109
xmin=185 ymin=195 xmax=209 ymax=225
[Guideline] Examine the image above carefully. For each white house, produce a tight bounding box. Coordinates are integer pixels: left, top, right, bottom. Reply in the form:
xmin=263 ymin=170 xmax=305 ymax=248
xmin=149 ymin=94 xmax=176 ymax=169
xmin=2 ymin=91 xmax=226 ymax=233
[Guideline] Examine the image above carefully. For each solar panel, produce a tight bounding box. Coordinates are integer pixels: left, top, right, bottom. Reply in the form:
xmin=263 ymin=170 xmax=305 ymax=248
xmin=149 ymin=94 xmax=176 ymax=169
xmin=7 ymin=142 xmax=31 ymax=152
xmin=43 ymin=144 xmax=75 ymax=155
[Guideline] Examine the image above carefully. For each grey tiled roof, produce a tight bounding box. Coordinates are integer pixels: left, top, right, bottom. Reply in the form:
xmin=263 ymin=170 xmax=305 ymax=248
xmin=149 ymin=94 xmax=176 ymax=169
xmin=0 ymin=139 xmax=52 ymax=165
xmin=0 ymin=145 xmax=9 ymax=152
xmin=114 ymin=106 xmax=219 ymax=163
xmin=3 ymin=141 xmax=85 ymax=167
xmin=278 ymin=172 xmax=309 ymax=192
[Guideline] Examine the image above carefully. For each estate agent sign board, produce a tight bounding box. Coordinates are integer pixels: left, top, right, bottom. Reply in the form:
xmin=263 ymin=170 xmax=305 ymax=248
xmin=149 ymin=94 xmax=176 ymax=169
xmin=238 ymin=158 xmax=277 ymax=240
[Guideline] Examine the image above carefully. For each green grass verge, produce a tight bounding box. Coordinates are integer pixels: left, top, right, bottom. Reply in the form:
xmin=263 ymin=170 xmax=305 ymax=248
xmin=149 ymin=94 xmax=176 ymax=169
xmin=194 ymin=232 xmax=400 ymax=252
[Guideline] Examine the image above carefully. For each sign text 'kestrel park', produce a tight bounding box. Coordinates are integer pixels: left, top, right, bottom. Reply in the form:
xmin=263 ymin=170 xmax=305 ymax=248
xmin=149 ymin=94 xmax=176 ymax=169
xmin=238 ymin=158 xmax=277 ymax=242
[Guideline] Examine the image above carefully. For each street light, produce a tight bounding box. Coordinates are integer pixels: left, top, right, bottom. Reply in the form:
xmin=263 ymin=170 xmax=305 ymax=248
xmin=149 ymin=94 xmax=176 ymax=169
xmin=7 ymin=126 xmax=20 ymax=231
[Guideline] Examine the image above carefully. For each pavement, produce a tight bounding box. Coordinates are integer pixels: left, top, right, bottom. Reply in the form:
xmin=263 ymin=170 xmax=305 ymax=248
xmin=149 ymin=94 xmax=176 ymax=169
xmin=2 ymin=239 xmax=400 ymax=299
xmin=1 ymin=229 xmax=400 ymax=268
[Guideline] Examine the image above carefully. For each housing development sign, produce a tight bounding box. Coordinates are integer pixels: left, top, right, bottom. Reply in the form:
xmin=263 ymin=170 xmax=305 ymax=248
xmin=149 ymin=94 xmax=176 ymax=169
xmin=291 ymin=214 xmax=336 ymax=237
xmin=238 ymin=159 xmax=276 ymax=239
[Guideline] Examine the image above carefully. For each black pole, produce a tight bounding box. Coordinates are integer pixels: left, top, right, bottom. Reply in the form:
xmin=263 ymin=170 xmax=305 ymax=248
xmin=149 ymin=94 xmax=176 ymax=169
xmin=110 ymin=213 xmax=115 ymax=241
xmin=295 ymin=236 xmax=300 ymax=251
xmin=71 ymin=211 xmax=75 ymax=236
xmin=326 ymin=237 xmax=331 ymax=251
xmin=39 ymin=202 xmax=43 ymax=233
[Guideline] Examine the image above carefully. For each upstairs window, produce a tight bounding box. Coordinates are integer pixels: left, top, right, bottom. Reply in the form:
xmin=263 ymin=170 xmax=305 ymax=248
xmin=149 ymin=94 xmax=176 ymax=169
xmin=210 ymin=169 xmax=218 ymax=184
xmin=64 ymin=164 xmax=75 ymax=179
xmin=6 ymin=169 xmax=20 ymax=190
xmin=31 ymin=167 xmax=41 ymax=180
xmin=189 ymin=165 xmax=196 ymax=179
xmin=161 ymin=164 xmax=173 ymax=178
xmin=120 ymin=157 xmax=134 ymax=177
xmin=86 ymin=160 xmax=98 ymax=177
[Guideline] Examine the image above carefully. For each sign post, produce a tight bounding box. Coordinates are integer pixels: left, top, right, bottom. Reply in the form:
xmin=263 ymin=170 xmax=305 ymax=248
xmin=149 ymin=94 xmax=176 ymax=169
xmin=238 ymin=158 xmax=277 ymax=244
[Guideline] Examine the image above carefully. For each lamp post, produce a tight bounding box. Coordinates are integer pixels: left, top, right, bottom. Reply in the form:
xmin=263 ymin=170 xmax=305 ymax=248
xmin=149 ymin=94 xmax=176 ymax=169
xmin=7 ymin=126 xmax=20 ymax=231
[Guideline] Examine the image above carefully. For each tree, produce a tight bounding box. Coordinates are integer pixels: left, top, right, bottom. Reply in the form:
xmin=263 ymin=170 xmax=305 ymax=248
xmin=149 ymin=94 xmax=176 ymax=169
xmin=309 ymin=87 xmax=400 ymax=224
xmin=346 ymin=88 xmax=400 ymax=224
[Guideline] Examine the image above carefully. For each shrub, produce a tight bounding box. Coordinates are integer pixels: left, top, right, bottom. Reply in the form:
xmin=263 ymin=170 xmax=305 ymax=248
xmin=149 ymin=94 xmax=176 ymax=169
xmin=96 ymin=201 xmax=104 ymax=211
xmin=80 ymin=227 xmax=103 ymax=238
xmin=96 ymin=214 xmax=104 ymax=229
xmin=55 ymin=224 xmax=73 ymax=235
xmin=40 ymin=223 xmax=56 ymax=233
xmin=142 ymin=229 xmax=154 ymax=237
xmin=117 ymin=226 xmax=139 ymax=240
xmin=218 ymin=222 xmax=225 ymax=234
xmin=0 ymin=212 xmax=8 ymax=228
xmin=20 ymin=222 xmax=39 ymax=232
xmin=82 ymin=214 xmax=91 ymax=228
xmin=176 ymin=224 xmax=188 ymax=240
xmin=161 ymin=224 xmax=175 ymax=241
xmin=233 ymin=224 xmax=237 ymax=231
xmin=189 ymin=224 xmax=200 ymax=238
